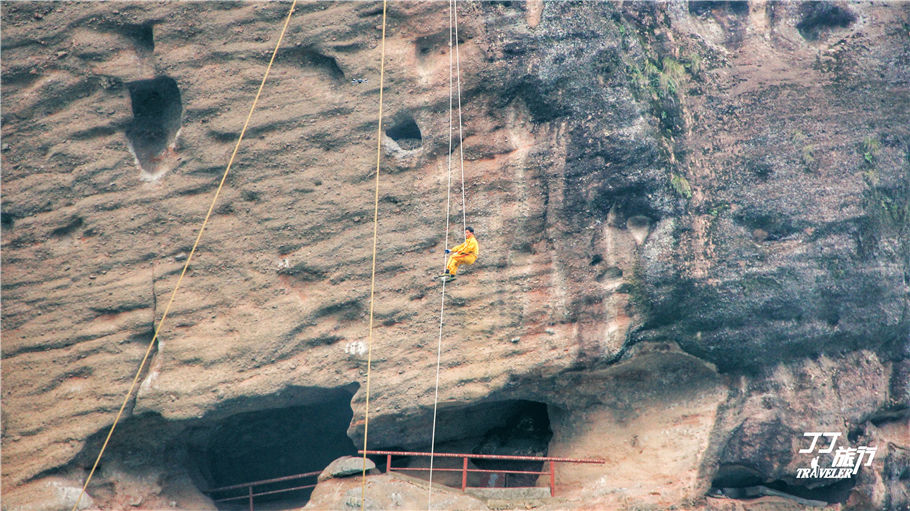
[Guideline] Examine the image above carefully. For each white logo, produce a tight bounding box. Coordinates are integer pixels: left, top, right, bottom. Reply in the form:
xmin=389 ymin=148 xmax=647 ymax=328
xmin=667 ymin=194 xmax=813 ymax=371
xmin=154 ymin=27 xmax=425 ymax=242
xmin=796 ymin=432 xmax=876 ymax=479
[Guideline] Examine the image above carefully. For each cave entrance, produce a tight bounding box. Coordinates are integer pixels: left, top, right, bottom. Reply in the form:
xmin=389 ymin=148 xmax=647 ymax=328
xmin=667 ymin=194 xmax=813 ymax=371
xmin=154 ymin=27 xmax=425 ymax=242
xmin=710 ymin=463 xmax=857 ymax=506
xmin=196 ymin=389 xmax=356 ymax=509
xmin=377 ymin=400 xmax=552 ymax=489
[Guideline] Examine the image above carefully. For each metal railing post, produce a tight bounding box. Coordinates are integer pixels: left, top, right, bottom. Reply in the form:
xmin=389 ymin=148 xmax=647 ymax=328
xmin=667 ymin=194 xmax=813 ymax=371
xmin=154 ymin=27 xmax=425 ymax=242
xmin=357 ymin=449 xmax=603 ymax=499
xmin=387 ymin=454 xmax=392 ymax=473
xmin=206 ymin=470 xmax=323 ymax=504
xmin=549 ymin=462 xmax=555 ymax=497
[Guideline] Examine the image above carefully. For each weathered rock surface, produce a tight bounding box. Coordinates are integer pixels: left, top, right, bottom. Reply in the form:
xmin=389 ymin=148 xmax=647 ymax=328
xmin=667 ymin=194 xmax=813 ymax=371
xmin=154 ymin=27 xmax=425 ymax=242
xmin=0 ymin=477 xmax=94 ymax=511
xmin=318 ymin=456 xmax=378 ymax=482
xmin=1 ymin=1 xmax=907 ymax=510
xmin=304 ymin=472 xmax=489 ymax=511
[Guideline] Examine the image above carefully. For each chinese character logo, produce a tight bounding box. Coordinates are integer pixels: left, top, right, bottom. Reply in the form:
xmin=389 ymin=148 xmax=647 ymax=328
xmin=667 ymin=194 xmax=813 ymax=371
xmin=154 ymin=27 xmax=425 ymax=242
xmin=796 ymin=432 xmax=876 ymax=479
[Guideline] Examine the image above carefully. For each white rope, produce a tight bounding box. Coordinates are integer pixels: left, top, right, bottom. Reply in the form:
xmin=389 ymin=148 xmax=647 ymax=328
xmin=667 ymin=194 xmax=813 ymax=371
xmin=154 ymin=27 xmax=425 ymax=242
xmin=427 ymin=260 xmax=448 ymax=509
xmin=427 ymin=0 xmax=457 ymax=506
xmin=454 ymin=0 xmax=467 ymax=233
xmin=428 ymin=2 xmax=469 ymax=507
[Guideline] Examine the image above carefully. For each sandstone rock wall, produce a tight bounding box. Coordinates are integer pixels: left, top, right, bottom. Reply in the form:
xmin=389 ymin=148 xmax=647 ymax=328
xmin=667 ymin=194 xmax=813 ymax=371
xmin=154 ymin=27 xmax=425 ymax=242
xmin=2 ymin=1 xmax=907 ymax=510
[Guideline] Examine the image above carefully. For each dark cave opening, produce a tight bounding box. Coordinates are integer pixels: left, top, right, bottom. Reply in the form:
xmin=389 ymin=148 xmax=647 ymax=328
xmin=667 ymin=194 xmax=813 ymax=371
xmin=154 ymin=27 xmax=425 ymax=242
xmin=0 ymin=211 xmax=14 ymax=230
xmin=125 ymin=76 xmax=182 ymax=174
xmin=385 ymin=115 xmax=423 ymax=151
xmin=193 ymin=389 xmax=357 ymax=508
xmin=796 ymin=2 xmax=856 ymax=41
xmin=711 ymin=463 xmax=857 ymax=505
xmin=373 ymin=400 xmax=552 ymax=489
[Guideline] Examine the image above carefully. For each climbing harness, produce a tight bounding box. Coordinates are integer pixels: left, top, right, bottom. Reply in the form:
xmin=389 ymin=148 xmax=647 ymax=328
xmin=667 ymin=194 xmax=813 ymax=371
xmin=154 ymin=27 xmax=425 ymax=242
xmin=69 ymin=3 xmax=299 ymax=510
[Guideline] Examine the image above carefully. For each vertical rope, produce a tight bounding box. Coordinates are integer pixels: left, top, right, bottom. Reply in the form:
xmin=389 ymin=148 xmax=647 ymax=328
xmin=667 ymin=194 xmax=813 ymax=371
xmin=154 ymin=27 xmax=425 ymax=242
xmin=454 ymin=0 xmax=467 ymax=233
xmin=69 ymin=3 xmax=298 ymax=511
xmin=427 ymin=0 xmax=457 ymax=507
xmin=361 ymin=0 xmax=389 ymax=509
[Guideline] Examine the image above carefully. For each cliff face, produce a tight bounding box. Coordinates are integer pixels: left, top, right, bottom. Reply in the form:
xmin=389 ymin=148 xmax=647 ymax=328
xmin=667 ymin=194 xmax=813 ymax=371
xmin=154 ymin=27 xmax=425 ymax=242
xmin=1 ymin=2 xmax=908 ymax=510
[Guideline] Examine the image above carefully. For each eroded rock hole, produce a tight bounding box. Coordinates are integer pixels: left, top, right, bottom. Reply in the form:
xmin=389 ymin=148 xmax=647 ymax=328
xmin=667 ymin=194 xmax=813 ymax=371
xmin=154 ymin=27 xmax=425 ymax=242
xmin=98 ymin=21 xmax=155 ymax=52
xmin=385 ymin=116 xmax=422 ymax=151
xmin=1 ymin=212 xmax=14 ymax=230
xmin=626 ymin=215 xmax=652 ymax=245
xmin=377 ymin=400 xmax=552 ymax=489
xmin=279 ymin=46 xmax=345 ymax=81
xmin=415 ymin=32 xmax=448 ymax=61
xmin=796 ymin=2 xmax=856 ymax=41
xmin=50 ymin=216 xmax=84 ymax=238
xmin=733 ymin=208 xmax=799 ymax=241
xmin=121 ymin=22 xmax=155 ymax=52
xmin=196 ymin=393 xmax=356 ymax=507
xmin=125 ymin=76 xmax=182 ymax=180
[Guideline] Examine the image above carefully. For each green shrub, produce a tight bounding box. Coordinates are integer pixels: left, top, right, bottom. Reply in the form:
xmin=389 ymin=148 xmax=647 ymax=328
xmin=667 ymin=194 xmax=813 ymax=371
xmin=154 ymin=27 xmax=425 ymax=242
xmin=685 ymin=53 xmax=703 ymax=76
xmin=862 ymin=136 xmax=881 ymax=166
xmin=671 ymin=173 xmax=693 ymax=199
xmin=659 ymin=57 xmax=686 ymax=94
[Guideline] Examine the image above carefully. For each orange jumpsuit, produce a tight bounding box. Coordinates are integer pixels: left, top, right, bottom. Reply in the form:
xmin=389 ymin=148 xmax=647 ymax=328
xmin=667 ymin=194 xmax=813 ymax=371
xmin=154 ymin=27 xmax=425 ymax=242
xmin=446 ymin=235 xmax=478 ymax=276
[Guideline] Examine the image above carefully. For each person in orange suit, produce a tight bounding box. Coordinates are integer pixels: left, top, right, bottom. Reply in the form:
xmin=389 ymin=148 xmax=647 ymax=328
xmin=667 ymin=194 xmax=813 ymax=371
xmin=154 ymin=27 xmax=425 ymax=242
xmin=442 ymin=227 xmax=478 ymax=282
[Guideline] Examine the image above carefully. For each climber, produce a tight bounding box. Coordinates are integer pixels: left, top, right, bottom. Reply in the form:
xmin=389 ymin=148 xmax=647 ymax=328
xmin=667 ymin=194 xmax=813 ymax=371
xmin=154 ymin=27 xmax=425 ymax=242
xmin=440 ymin=227 xmax=478 ymax=282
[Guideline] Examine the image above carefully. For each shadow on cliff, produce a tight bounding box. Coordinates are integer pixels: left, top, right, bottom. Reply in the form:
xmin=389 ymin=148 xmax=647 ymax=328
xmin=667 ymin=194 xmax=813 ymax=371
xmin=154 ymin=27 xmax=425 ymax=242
xmin=59 ymin=385 xmax=359 ymax=509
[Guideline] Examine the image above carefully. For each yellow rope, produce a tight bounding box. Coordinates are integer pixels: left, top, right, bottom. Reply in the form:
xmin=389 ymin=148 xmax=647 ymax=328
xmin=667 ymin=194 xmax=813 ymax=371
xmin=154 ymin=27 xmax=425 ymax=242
xmin=361 ymin=0 xmax=388 ymax=508
xmin=69 ymin=3 xmax=298 ymax=509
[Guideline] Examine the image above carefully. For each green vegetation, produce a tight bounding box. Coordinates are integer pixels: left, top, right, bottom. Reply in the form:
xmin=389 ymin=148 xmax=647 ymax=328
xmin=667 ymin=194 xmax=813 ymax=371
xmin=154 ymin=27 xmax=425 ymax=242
xmin=627 ymin=63 xmax=647 ymax=91
xmin=863 ymin=170 xmax=909 ymax=227
xmin=671 ymin=173 xmax=693 ymax=199
xmin=683 ymin=53 xmax=703 ymax=77
xmin=630 ymin=56 xmax=688 ymax=98
xmin=659 ymin=57 xmax=686 ymax=95
xmin=875 ymin=191 xmax=908 ymax=225
xmin=620 ymin=20 xmax=706 ymax=204
xmin=801 ymin=145 xmax=816 ymax=169
xmin=643 ymin=60 xmax=660 ymax=95
xmin=862 ymin=135 xmax=881 ymax=166
xmin=709 ymin=202 xmax=729 ymax=217
xmin=629 ymin=57 xmax=695 ymax=200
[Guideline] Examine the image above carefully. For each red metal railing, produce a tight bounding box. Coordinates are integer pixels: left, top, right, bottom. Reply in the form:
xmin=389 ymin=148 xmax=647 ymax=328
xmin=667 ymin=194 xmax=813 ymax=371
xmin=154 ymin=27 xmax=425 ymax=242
xmin=359 ymin=449 xmax=604 ymax=497
xmin=205 ymin=470 xmax=321 ymax=511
